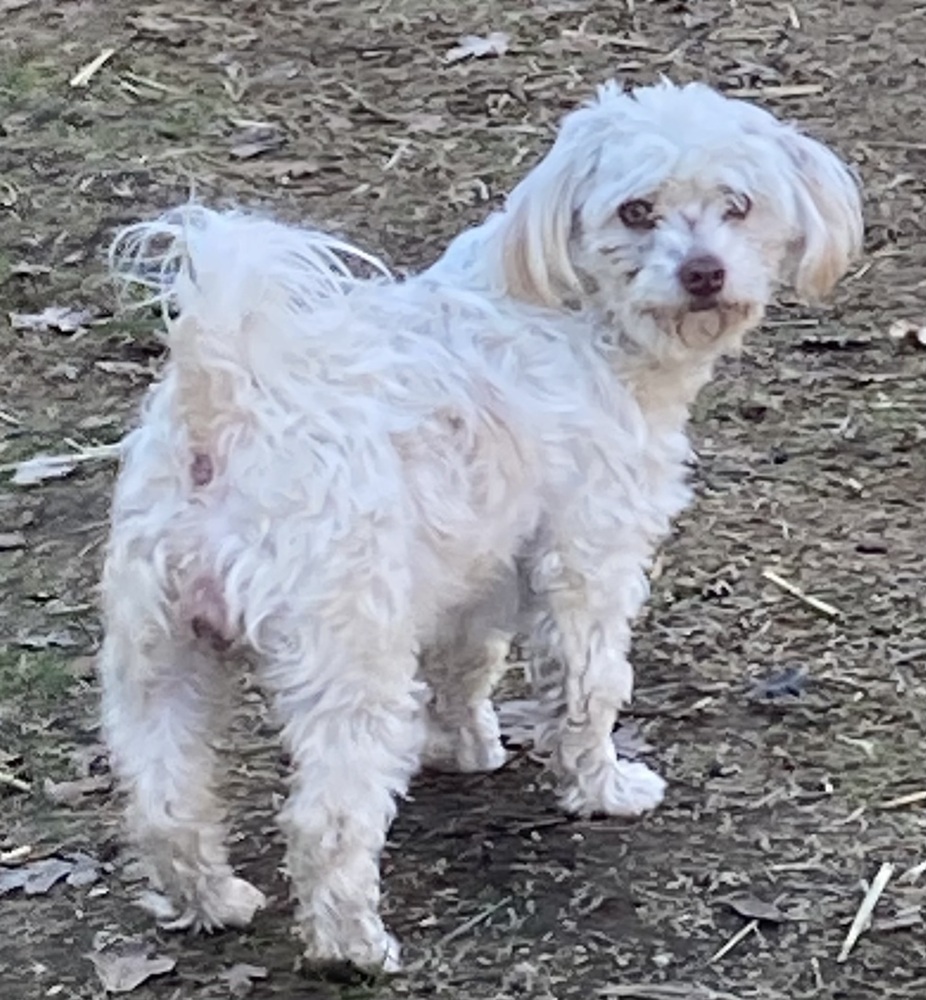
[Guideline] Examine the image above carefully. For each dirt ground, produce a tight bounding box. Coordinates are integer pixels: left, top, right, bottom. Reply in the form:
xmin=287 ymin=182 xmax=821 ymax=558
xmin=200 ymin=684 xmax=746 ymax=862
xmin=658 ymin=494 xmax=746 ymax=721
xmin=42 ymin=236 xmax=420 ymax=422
xmin=2 ymin=1 xmax=926 ymax=997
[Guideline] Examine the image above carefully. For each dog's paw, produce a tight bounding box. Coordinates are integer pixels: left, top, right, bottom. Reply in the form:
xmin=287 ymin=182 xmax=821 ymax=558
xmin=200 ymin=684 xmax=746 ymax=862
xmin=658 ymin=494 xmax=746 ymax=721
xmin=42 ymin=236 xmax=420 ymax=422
xmin=421 ymin=711 xmax=507 ymax=774
xmin=422 ymin=734 xmax=508 ymax=774
xmin=559 ymin=759 xmax=666 ymax=818
xmin=153 ymin=876 xmax=267 ymax=933
xmin=303 ymin=926 xmax=401 ymax=974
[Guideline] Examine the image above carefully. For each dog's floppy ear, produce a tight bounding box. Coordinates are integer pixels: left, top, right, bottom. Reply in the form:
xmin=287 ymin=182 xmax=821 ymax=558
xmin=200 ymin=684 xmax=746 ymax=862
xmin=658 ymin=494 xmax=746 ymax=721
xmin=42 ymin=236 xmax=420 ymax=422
xmin=497 ymin=141 xmax=597 ymax=309
xmin=778 ymin=128 xmax=864 ymax=302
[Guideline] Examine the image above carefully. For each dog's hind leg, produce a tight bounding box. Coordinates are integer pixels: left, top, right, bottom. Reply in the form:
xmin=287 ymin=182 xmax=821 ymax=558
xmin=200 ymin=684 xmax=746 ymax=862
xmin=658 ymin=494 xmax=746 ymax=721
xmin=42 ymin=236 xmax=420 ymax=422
xmin=419 ymin=582 xmax=518 ymax=774
xmin=260 ymin=615 xmax=425 ymax=972
xmin=419 ymin=633 xmax=510 ymax=774
xmin=99 ymin=580 xmax=265 ymax=931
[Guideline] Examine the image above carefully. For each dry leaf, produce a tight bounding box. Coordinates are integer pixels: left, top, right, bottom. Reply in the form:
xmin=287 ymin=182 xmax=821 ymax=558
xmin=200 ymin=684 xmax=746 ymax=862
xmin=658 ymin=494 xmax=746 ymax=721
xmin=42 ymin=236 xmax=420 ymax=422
xmin=8 ymin=305 xmax=95 ymax=334
xmin=445 ymin=32 xmax=511 ymax=63
xmin=406 ymin=112 xmax=446 ymax=133
xmin=44 ymin=774 xmax=112 ymax=806
xmin=46 ymin=362 xmax=80 ymax=381
xmin=16 ymin=629 xmax=81 ymax=649
xmin=229 ymin=125 xmax=287 ymax=160
xmin=236 ymin=158 xmax=321 ymax=181
xmin=127 ymin=13 xmax=187 ymax=40
xmin=68 ymin=656 xmax=99 ymax=682
xmin=95 ymin=360 xmax=154 ymax=378
xmin=253 ymin=61 xmax=300 ymax=84
xmin=10 ymin=262 xmax=52 ymax=277
xmin=721 ymin=894 xmax=786 ymax=923
xmin=66 ymin=854 xmax=102 ymax=889
xmin=24 ymin=859 xmax=77 ymax=894
xmin=0 ymin=857 xmax=78 ymax=896
xmin=88 ymin=946 xmax=176 ymax=994
xmin=135 ymin=889 xmax=179 ymax=922
xmin=872 ymin=907 xmax=923 ymax=932
xmin=220 ymin=964 xmax=269 ymax=997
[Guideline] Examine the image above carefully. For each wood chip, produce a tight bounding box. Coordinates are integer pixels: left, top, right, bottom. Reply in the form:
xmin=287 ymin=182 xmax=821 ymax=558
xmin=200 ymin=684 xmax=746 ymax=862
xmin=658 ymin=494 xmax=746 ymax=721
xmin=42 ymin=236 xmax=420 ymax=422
xmin=88 ymin=949 xmax=176 ymax=994
xmin=0 ymin=531 xmax=26 ymax=550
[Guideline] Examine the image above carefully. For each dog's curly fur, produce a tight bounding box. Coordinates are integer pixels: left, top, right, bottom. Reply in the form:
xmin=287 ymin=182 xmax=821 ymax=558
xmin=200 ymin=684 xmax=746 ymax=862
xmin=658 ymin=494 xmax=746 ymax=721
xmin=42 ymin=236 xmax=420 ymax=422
xmin=98 ymin=79 xmax=863 ymax=971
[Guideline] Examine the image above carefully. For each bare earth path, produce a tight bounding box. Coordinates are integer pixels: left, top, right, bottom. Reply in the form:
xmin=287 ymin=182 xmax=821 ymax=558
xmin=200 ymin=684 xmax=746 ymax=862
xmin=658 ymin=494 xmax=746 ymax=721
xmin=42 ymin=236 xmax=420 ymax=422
xmin=1 ymin=2 xmax=925 ymax=997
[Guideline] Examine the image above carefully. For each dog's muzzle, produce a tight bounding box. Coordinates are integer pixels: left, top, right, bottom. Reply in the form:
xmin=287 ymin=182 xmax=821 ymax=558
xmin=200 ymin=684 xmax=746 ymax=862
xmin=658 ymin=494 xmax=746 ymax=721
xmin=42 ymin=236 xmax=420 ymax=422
xmin=678 ymin=253 xmax=725 ymax=312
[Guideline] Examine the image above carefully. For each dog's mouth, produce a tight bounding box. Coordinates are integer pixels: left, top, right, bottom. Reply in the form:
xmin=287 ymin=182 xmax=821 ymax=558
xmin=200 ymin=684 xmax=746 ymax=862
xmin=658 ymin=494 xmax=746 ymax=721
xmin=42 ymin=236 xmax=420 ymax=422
xmin=686 ymin=296 xmax=720 ymax=314
xmin=642 ymin=301 xmax=761 ymax=347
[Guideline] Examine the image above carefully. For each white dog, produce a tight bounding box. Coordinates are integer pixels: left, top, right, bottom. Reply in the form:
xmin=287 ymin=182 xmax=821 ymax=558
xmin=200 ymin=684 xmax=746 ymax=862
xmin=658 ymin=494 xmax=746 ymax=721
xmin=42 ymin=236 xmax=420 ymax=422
xmin=99 ymin=79 xmax=862 ymax=971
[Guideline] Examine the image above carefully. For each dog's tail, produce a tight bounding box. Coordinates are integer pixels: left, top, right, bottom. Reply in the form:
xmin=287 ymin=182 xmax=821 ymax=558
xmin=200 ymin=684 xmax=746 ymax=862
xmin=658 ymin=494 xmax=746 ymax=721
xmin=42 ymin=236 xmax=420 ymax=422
xmin=109 ymin=205 xmax=391 ymax=448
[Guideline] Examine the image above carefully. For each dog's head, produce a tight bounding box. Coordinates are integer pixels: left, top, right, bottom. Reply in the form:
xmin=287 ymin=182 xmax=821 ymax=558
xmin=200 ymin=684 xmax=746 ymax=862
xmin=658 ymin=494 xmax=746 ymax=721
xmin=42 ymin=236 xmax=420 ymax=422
xmin=496 ymin=80 xmax=863 ymax=353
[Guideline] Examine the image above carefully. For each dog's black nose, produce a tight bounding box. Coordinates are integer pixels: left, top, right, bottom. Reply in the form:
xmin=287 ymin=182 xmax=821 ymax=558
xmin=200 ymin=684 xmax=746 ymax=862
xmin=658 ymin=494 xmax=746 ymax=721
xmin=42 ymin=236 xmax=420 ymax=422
xmin=679 ymin=254 xmax=725 ymax=299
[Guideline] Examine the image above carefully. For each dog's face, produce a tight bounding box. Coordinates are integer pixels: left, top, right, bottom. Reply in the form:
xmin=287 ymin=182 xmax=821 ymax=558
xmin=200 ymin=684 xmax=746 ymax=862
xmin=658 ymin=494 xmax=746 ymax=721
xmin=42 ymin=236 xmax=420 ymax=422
xmin=498 ymin=81 xmax=863 ymax=355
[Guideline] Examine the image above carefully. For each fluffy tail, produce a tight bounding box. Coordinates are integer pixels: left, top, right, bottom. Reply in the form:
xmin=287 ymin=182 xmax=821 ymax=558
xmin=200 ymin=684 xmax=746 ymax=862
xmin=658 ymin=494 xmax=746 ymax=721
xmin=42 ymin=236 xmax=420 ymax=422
xmin=109 ymin=204 xmax=391 ymax=446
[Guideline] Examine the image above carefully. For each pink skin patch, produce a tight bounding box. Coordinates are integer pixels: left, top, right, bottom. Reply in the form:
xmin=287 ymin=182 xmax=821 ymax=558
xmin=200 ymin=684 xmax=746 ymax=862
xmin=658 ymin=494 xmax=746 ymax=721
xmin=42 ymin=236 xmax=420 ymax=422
xmin=186 ymin=575 xmax=233 ymax=650
xmin=190 ymin=452 xmax=214 ymax=487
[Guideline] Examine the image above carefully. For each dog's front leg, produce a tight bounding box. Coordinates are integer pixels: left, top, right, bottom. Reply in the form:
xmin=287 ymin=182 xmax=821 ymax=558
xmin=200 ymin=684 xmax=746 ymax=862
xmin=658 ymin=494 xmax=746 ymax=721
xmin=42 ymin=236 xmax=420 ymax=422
xmin=529 ymin=536 xmax=666 ymax=819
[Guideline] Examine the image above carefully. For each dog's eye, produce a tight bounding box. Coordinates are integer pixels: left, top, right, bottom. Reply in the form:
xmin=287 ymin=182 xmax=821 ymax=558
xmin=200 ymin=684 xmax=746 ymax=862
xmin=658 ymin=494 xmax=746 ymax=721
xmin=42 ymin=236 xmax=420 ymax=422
xmin=618 ymin=199 xmax=657 ymax=230
xmin=724 ymin=193 xmax=752 ymax=221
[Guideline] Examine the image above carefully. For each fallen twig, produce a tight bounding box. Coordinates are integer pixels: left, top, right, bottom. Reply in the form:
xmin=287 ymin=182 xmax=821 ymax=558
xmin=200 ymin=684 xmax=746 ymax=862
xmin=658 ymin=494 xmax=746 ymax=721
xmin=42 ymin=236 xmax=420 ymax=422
xmin=1 ymin=442 xmax=123 ymax=485
xmin=70 ymin=48 xmax=117 ymax=88
xmin=726 ymin=84 xmax=824 ymax=99
xmin=837 ymin=862 xmax=894 ymax=962
xmin=761 ymin=569 xmax=840 ymax=619
xmin=708 ymin=919 xmax=759 ymax=964
xmin=0 ymin=769 xmax=32 ymax=794
xmin=0 ymin=845 xmax=32 ymax=865
xmin=880 ymin=790 xmax=926 ymax=810
xmin=899 ymin=860 xmax=926 ymax=884
xmin=602 ymin=986 xmax=746 ymax=999
xmin=438 ymin=895 xmax=511 ymax=946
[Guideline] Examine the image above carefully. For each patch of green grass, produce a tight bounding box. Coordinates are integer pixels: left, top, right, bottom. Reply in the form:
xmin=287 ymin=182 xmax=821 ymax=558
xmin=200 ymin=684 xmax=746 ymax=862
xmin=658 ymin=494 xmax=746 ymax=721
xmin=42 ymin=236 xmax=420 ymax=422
xmin=0 ymin=56 xmax=55 ymax=101
xmin=0 ymin=647 xmax=76 ymax=704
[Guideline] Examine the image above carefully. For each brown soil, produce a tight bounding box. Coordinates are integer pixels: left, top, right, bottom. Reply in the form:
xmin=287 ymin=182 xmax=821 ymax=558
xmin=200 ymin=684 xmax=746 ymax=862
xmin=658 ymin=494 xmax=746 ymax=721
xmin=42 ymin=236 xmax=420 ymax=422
xmin=1 ymin=2 xmax=925 ymax=998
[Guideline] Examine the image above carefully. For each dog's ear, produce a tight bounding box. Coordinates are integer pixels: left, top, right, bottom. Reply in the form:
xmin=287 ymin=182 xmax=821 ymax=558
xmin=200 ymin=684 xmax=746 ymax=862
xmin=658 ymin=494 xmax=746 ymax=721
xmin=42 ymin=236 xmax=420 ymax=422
xmin=497 ymin=142 xmax=597 ymax=308
xmin=777 ymin=128 xmax=864 ymax=302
